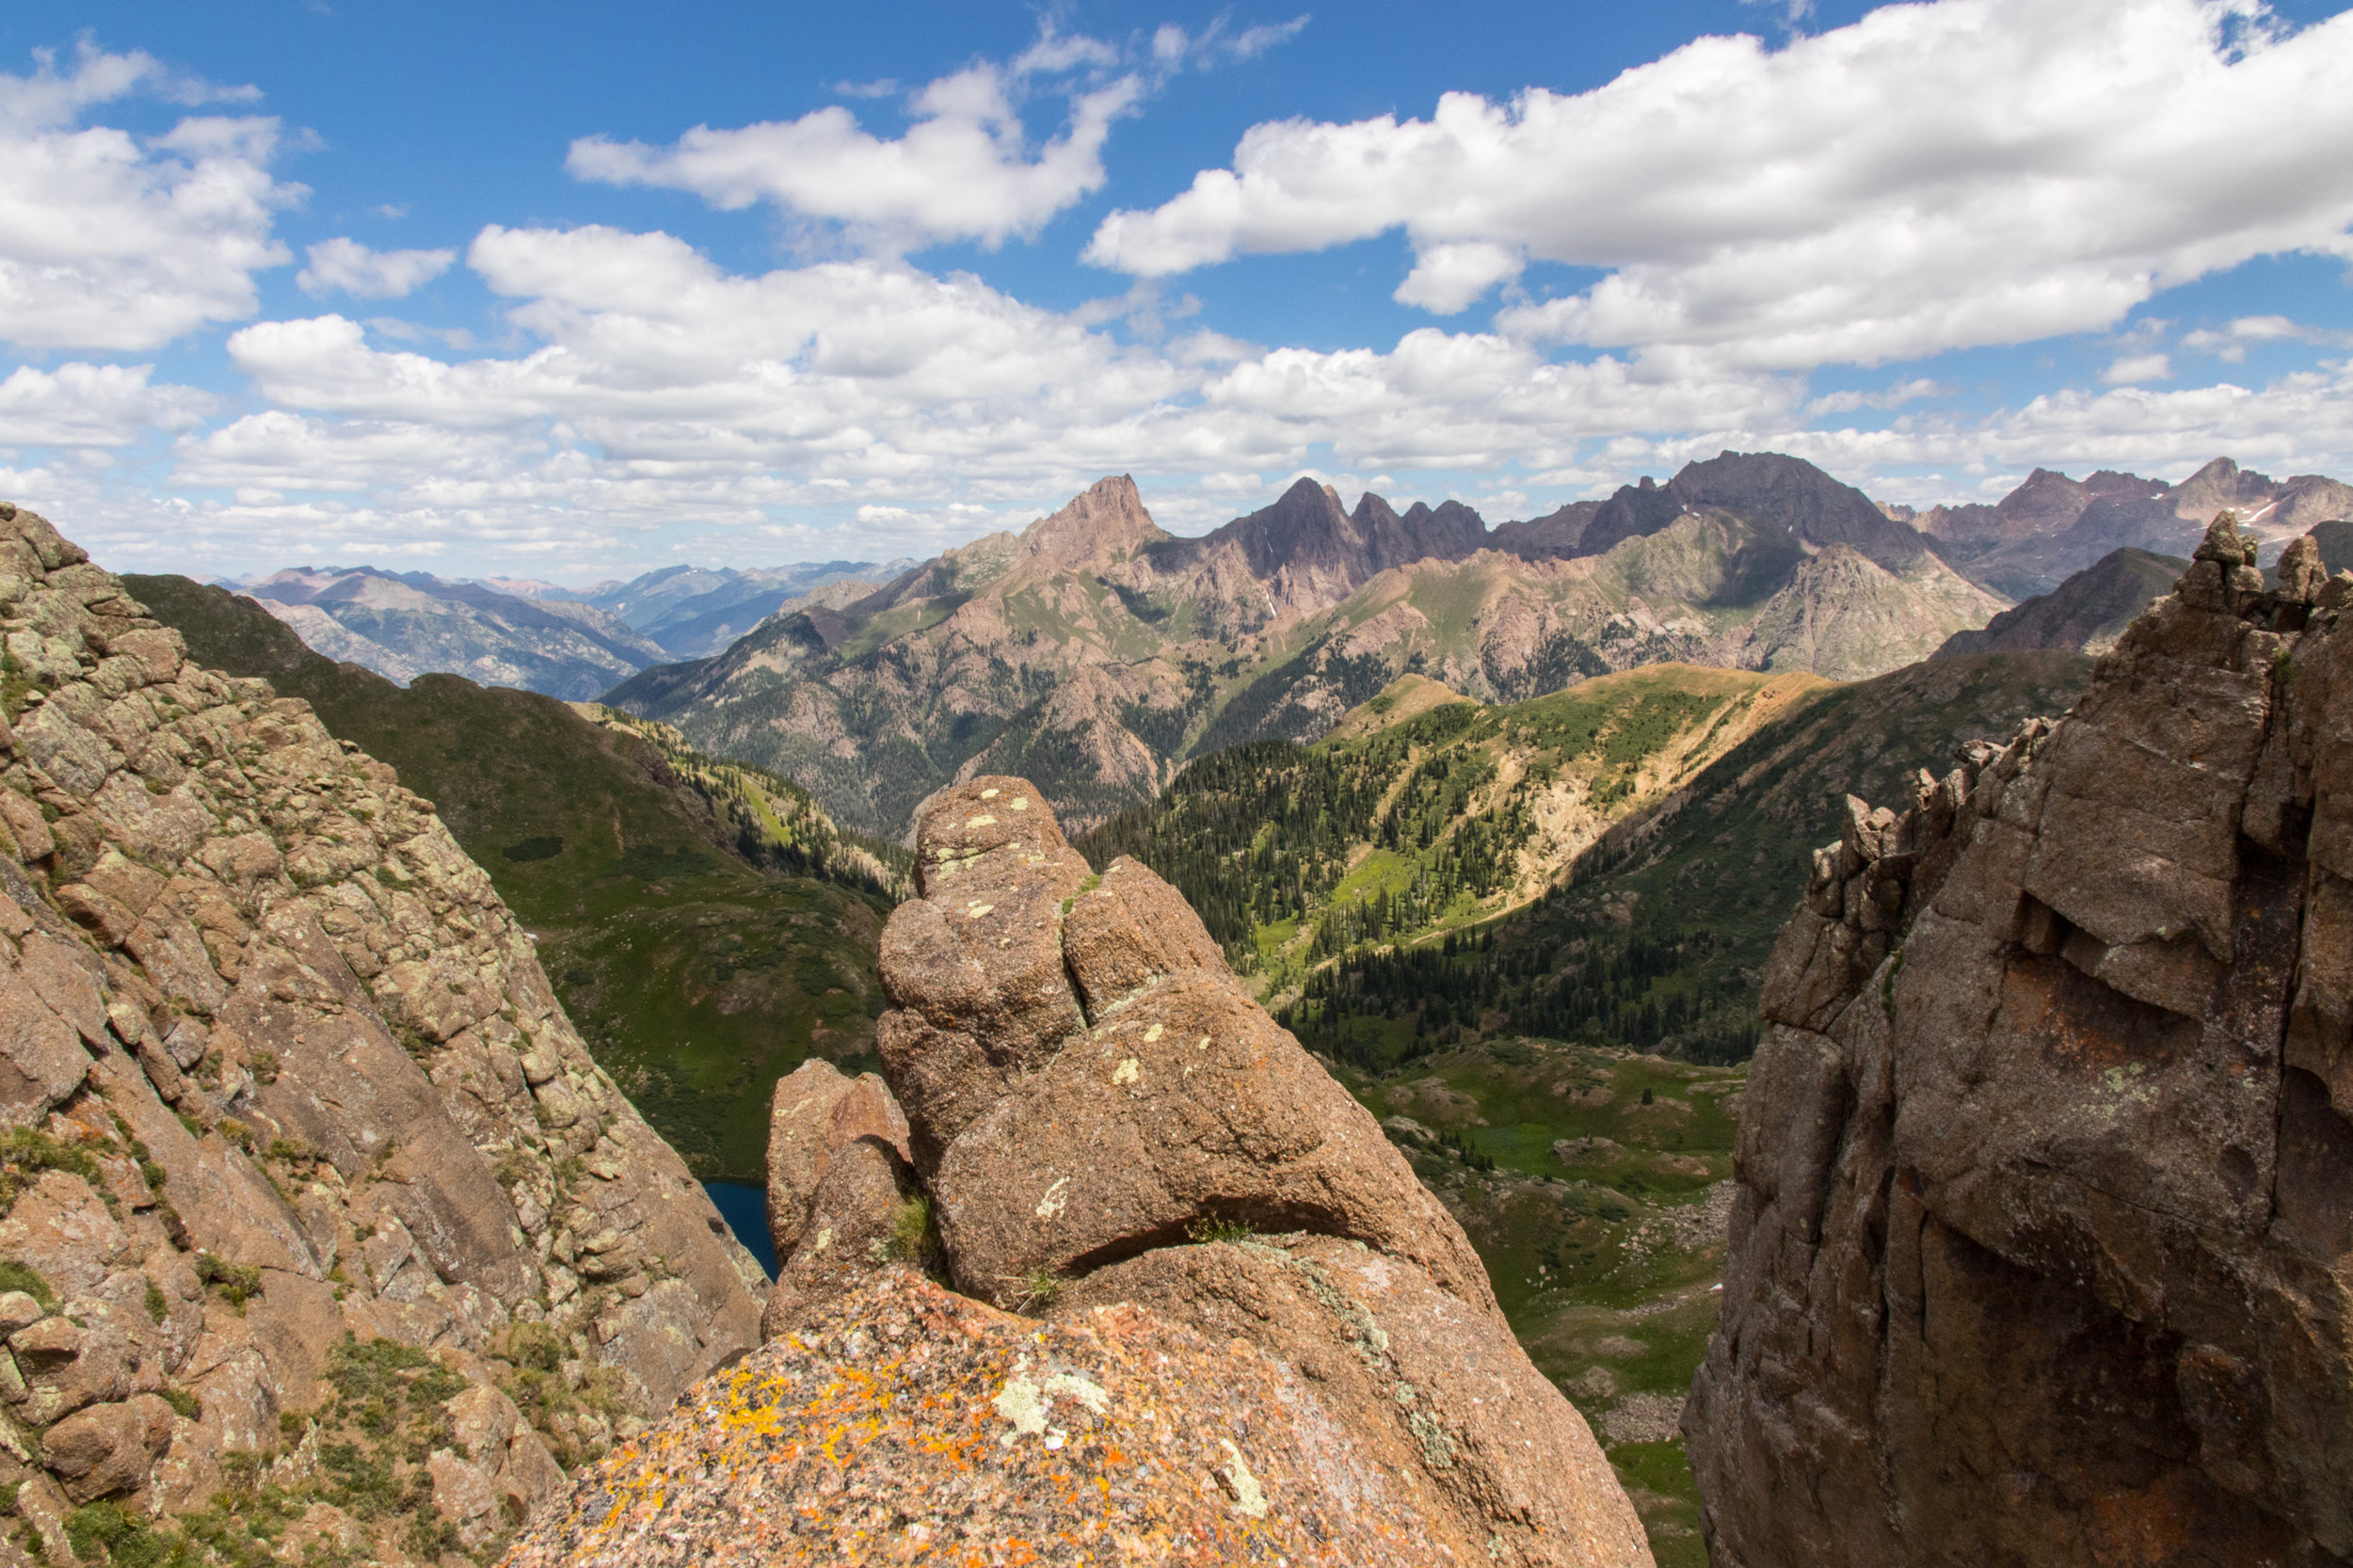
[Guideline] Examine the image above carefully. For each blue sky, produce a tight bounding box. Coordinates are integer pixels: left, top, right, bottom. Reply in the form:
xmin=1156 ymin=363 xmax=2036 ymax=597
xmin=3 ymin=0 xmax=2352 ymax=584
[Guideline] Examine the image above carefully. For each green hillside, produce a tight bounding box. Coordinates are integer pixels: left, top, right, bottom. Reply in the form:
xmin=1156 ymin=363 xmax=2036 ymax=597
xmin=129 ymin=574 xmax=907 ymax=1182
xmin=1079 ymin=649 xmax=2089 ymax=1080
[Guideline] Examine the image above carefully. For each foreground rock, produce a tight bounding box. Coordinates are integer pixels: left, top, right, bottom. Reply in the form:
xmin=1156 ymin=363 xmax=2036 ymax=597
xmin=1688 ymin=513 xmax=2353 ymax=1564
xmin=0 ymin=504 xmax=761 ymax=1563
xmin=514 ymin=776 xmax=1653 ymax=1567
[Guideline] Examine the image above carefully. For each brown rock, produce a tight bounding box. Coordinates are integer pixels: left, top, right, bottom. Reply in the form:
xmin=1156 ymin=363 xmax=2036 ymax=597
xmin=505 ymin=1267 xmax=1466 ymax=1568
xmin=1060 ymin=853 xmax=1227 ymax=1016
xmin=932 ymin=970 xmax=1493 ymax=1310
xmin=760 ymin=1058 xmax=911 ymax=1257
xmin=41 ymin=1393 xmax=176 ymax=1501
xmin=1059 ymin=1236 xmax=1650 ymax=1568
xmin=759 ymin=1135 xmax=913 ymax=1339
xmin=1690 ymin=551 xmax=2353 ymax=1565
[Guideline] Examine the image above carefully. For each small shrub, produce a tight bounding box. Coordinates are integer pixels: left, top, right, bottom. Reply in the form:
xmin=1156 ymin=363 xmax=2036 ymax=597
xmin=161 ymin=1386 xmax=200 ymax=1421
xmin=248 ymin=1050 xmax=280 ymax=1086
xmin=1011 ymin=1267 xmax=1066 ymax=1311
xmin=504 ymin=1321 xmax=561 ymax=1374
xmin=193 ymin=1253 xmax=263 ymax=1313
xmin=0 ymin=1128 xmax=103 ymax=1217
xmin=143 ymin=1280 xmax=168 ymax=1324
xmin=886 ymin=1195 xmax=941 ymax=1268
xmin=1186 ymin=1215 xmax=1255 ymax=1245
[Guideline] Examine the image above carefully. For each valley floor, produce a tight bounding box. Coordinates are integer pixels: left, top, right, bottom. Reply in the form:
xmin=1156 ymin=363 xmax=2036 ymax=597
xmin=1330 ymin=1038 xmax=1743 ymax=1567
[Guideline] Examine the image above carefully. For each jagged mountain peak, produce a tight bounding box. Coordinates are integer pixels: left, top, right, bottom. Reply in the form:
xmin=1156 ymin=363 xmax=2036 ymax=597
xmin=1669 ymin=449 xmax=1928 ymax=570
xmin=1019 ymin=472 xmax=1166 ymax=568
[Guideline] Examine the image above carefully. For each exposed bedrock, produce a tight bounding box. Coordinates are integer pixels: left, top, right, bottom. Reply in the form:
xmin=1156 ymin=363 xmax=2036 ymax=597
xmin=514 ymin=776 xmax=1654 ymax=1567
xmin=1688 ymin=515 xmax=2353 ymax=1566
xmin=0 ymin=504 xmax=762 ymax=1563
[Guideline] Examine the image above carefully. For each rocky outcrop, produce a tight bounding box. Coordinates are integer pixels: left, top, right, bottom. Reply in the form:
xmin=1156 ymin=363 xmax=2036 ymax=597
xmin=513 ymin=776 xmax=1653 ymax=1567
xmin=1688 ymin=512 xmax=2353 ymax=1565
xmin=0 ymin=504 xmax=761 ymax=1563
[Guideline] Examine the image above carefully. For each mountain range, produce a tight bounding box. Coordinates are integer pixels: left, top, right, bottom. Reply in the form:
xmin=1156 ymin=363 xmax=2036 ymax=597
xmin=233 ymin=558 xmax=909 ymax=701
xmin=231 ymin=451 xmax=2348 ymax=844
xmin=606 ymin=453 xmax=2014 ymax=837
xmin=1901 ymin=455 xmax=2353 ymax=600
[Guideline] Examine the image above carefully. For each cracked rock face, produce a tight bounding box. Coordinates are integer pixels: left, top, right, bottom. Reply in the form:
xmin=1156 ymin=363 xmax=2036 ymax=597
xmin=0 ymin=504 xmax=760 ymax=1562
xmin=516 ymin=775 xmax=1653 ymax=1567
xmin=1688 ymin=515 xmax=2353 ymax=1566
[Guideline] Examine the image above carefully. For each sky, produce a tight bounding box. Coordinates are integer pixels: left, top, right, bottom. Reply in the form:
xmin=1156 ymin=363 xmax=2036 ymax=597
xmin=3 ymin=0 xmax=2353 ymax=585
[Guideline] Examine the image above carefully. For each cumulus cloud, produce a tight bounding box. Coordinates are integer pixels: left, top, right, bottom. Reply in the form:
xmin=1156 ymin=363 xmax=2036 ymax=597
xmin=0 ymin=361 xmax=213 ymax=445
xmin=0 ymin=41 xmax=302 ymax=351
xmin=133 ymin=221 xmax=1802 ymax=566
xmin=296 ymin=237 xmax=456 ymax=298
xmin=567 ymin=26 xmax=1144 ymax=251
xmin=1086 ymin=0 xmax=2353 ymax=367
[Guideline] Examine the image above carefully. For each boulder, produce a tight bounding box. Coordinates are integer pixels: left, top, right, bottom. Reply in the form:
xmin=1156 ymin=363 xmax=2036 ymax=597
xmin=41 ymin=1393 xmax=175 ymax=1501
xmin=760 ymin=1058 xmax=911 ymax=1257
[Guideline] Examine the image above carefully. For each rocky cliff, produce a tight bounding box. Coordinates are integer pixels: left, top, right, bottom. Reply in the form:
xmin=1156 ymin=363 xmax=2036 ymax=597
xmin=509 ymin=778 xmax=1656 ymax=1566
xmin=0 ymin=505 xmax=761 ymax=1564
xmin=1687 ymin=516 xmax=2353 ymax=1564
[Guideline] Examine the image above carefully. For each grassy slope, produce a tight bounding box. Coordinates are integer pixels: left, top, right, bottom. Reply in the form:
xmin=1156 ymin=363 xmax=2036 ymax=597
xmin=129 ymin=574 xmax=898 ymax=1182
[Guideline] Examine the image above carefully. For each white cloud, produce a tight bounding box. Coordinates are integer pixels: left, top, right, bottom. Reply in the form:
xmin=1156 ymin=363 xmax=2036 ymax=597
xmin=1086 ymin=0 xmax=2353 ymax=368
xmin=567 ymin=28 xmax=1144 ymax=252
xmin=0 ymin=41 xmax=301 ymax=351
xmin=1805 ymin=377 xmax=1946 ymax=415
xmin=0 ymin=361 xmax=213 ymax=445
xmin=116 ymin=222 xmax=1801 ymax=568
xmin=2102 ymin=353 xmax=2174 ymax=385
xmin=2182 ymin=313 xmax=2353 ymax=360
xmin=297 ymin=237 xmax=456 ymax=298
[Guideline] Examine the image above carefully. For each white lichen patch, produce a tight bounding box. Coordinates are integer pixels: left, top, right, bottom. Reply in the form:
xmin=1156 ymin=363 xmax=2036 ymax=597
xmin=981 ymin=788 xmax=1000 ymax=800
xmin=1112 ymin=1058 xmax=1141 ymax=1086
xmin=967 ymin=903 xmax=995 ymax=919
xmin=1144 ymin=1023 xmax=1164 ymax=1043
xmin=967 ymin=813 xmax=997 ymax=827
xmin=992 ymin=1360 xmax=1112 ymax=1448
xmin=1010 ymin=797 xmax=1030 ymax=811
xmin=1217 ymin=1438 xmax=1270 ymax=1517
xmin=1035 ymin=1176 xmax=1070 ymax=1221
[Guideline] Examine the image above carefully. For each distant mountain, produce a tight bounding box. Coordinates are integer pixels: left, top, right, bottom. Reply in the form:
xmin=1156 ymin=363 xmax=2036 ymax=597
xmin=610 ymin=456 xmax=2006 ymax=839
xmin=573 ymin=560 xmax=916 ymax=659
xmin=244 ymin=565 xmax=668 ymax=699
xmin=1917 ymin=457 xmax=2353 ymax=598
xmin=1932 ymin=546 xmax=2186 ymax=659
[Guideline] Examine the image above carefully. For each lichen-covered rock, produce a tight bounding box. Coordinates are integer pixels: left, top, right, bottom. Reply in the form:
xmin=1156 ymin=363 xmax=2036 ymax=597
xmin=0 ymin=503 xmax=762 ymax=1562
xmin=507 ymin=1266 xmax=1467 ymax=1567
xmin=1689 ymin=517 xmax=2353 ymax=1565
xmin=528 ymin=779 xmax=1651 ymax=1567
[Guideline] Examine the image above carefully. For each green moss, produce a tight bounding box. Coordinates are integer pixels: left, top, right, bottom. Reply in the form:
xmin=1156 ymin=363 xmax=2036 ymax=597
xmin=192 ymin=1254 xmax=262 ymax=1314
xmin=0 ymin=1259 xmax=53 ymax=1308
xmin=0 ymin=1128 xmax=103 ymax=1217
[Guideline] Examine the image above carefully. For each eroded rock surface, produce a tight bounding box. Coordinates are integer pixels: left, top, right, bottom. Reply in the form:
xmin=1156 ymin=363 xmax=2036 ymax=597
xmin=514 ymin=776 xmax=1651 ymax=1567
xmin=1688 ymin=512 xmax=2353 ymax=1566
xmin=0 ymin=504 xmax=761 ymax=1563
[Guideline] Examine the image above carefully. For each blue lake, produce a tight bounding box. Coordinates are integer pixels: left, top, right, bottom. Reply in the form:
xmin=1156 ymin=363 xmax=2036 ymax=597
xmin=703 ymin=1182 xmax=777 ymax=1279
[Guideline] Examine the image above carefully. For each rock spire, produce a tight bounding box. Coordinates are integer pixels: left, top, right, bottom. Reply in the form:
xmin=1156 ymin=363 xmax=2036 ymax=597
xmin=1688 ymin=513 xmax=2353 ymax=1564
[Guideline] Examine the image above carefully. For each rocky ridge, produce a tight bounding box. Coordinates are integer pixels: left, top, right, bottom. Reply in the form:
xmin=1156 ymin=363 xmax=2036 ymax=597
xmin=1687 ymin=517 xmax=2353 ymax=1563
xmin=0 ymin=506 xmax=762 ymax=1564
xmin=509 ymin=777 xmax=1655 ymax=1566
